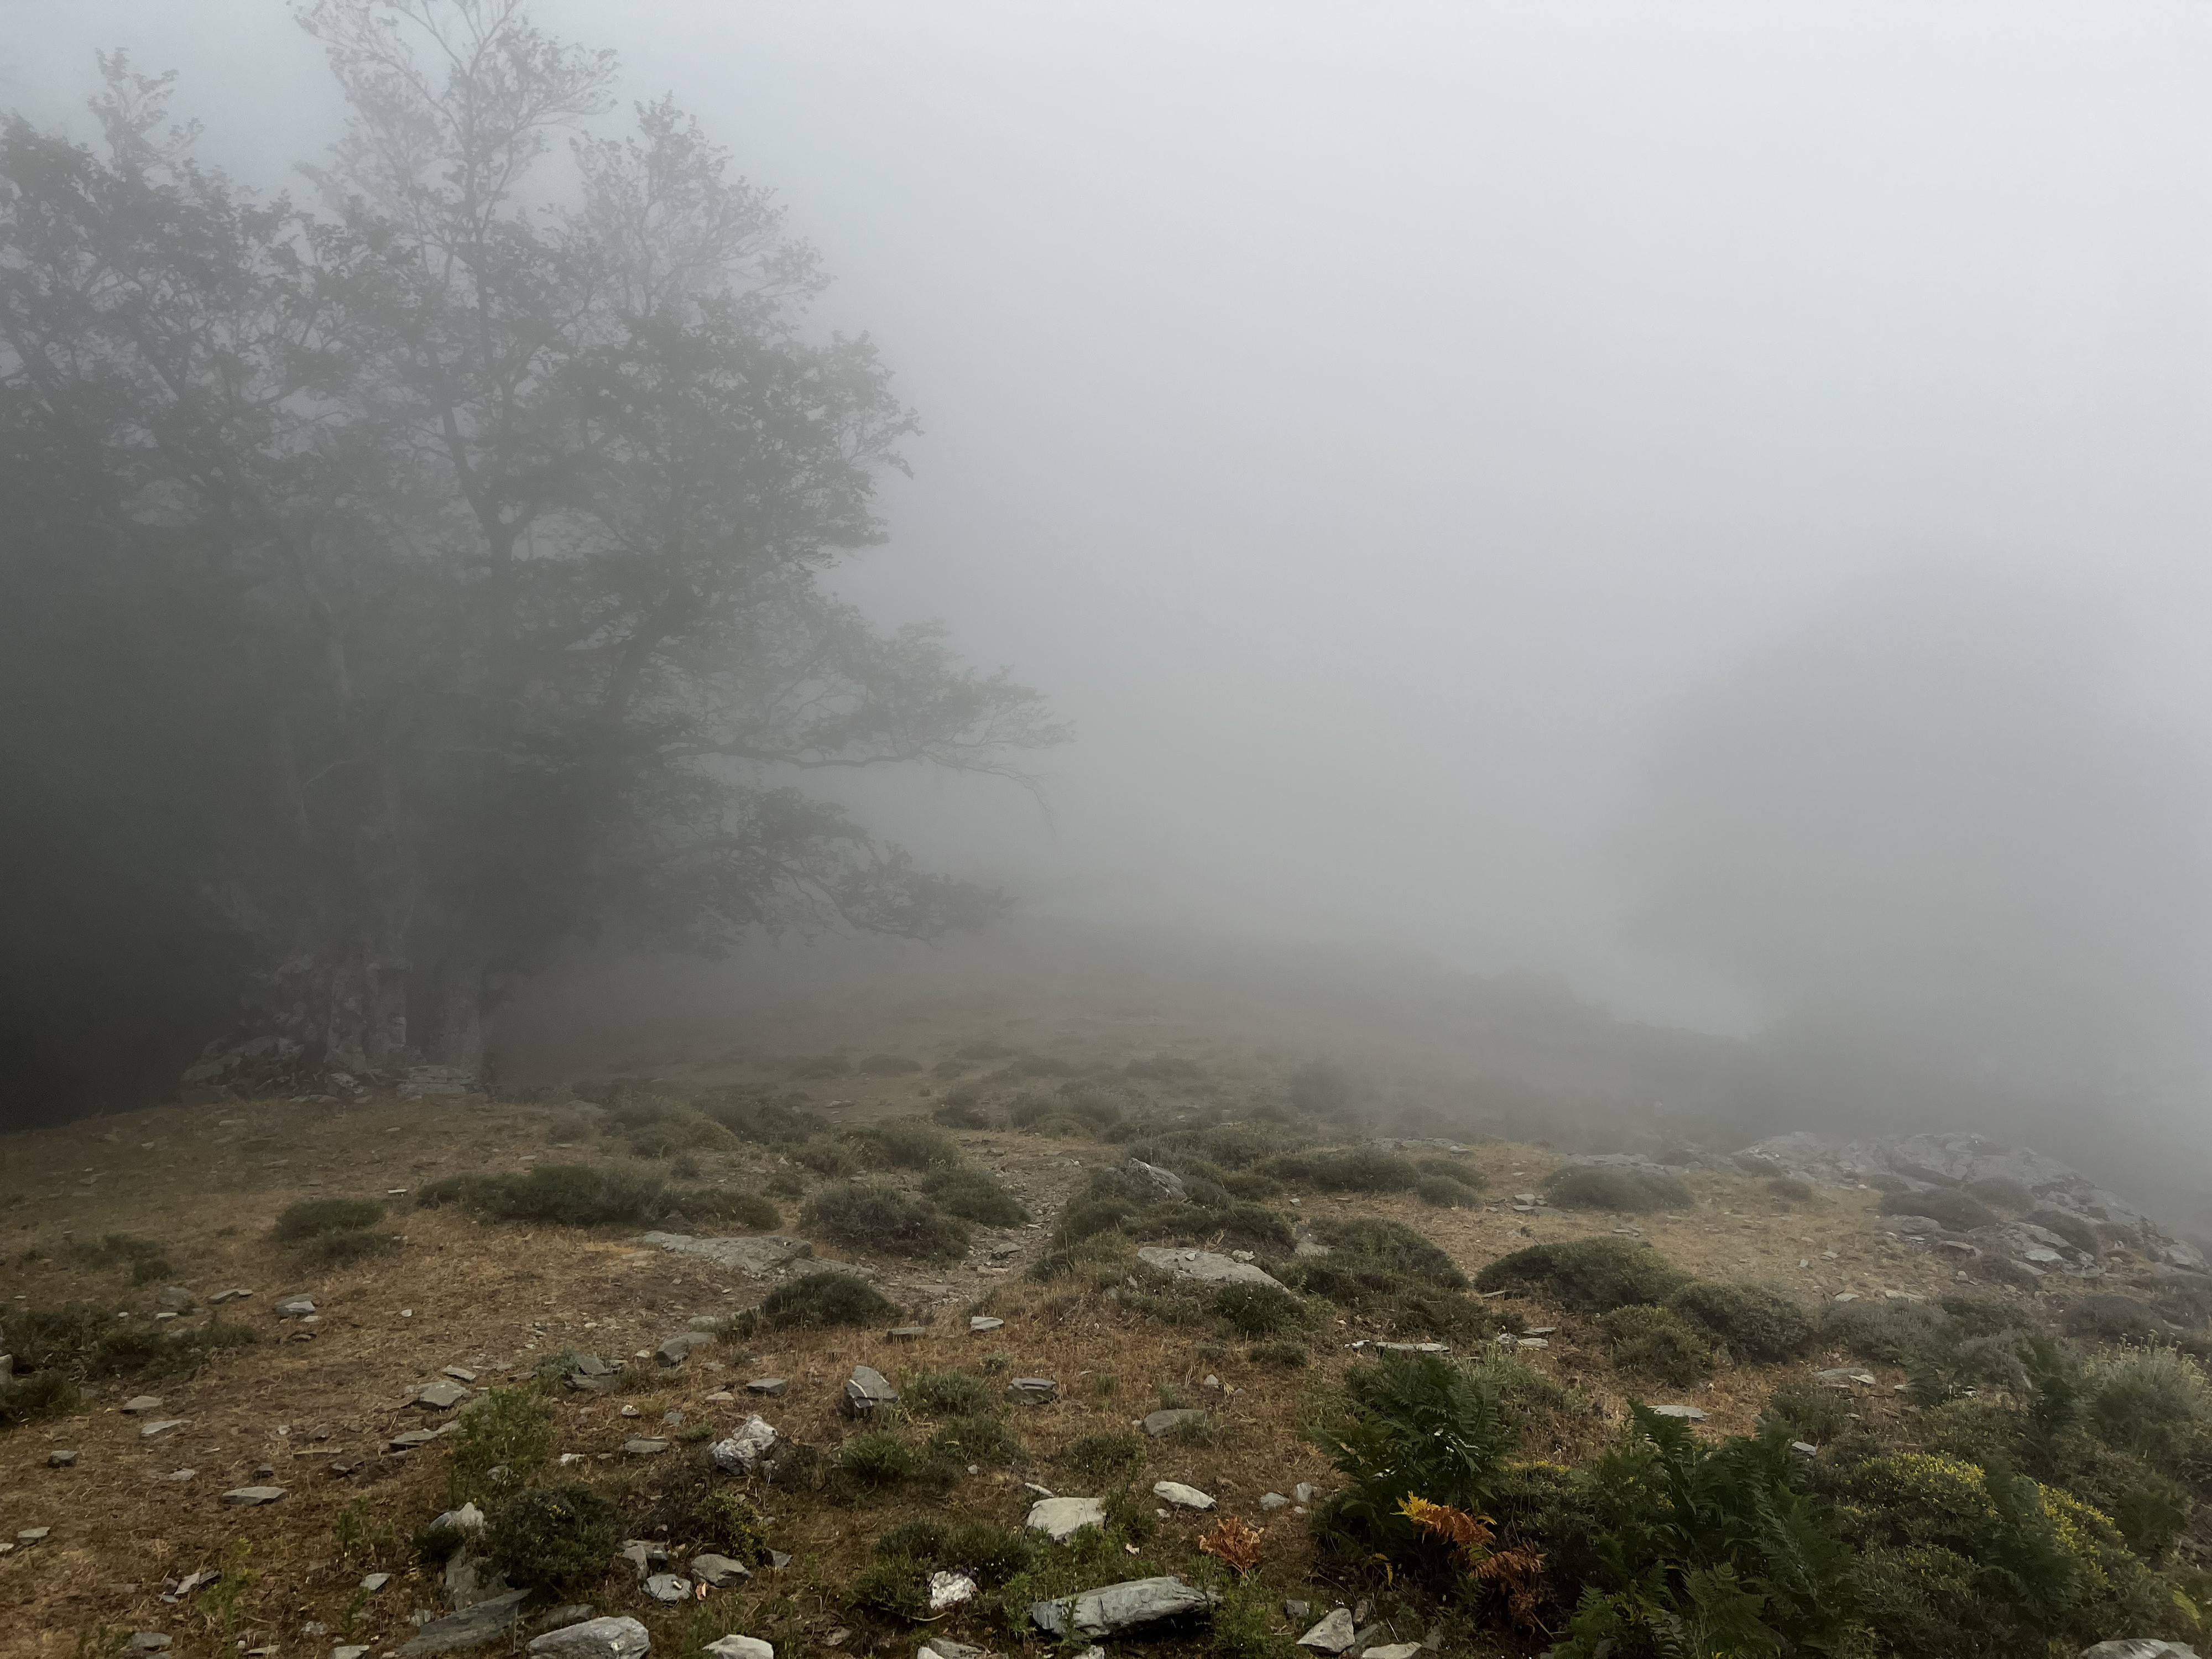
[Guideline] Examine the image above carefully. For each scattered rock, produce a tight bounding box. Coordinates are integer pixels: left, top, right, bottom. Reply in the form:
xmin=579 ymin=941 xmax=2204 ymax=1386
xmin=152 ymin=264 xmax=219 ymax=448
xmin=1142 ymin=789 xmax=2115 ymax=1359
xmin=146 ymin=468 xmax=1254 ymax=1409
xmin=127 ymin=1637 xmax=171 ymax=1653
xmin=526 ymin=1618 xmax=649 ymax=1659
xmin=208 ymin=1288 xmax=252 ymax=1305
xmin=968 ymin=1317 xmax=1004 ymax=1334
xmin=1128 ymin=1159 xmax=1186 ymax=1201
xmin=221 ymin=1486 xmax=286 ymax=1506
xmin=842 ymin=1365 xmax=898 ymax=1417
xmin=48 ymin=1449 xmax=77 ymax=1468
xmin=156 ymin=1286 xmax=195 ymax=1311
xmin=1141 ymin=1408 xmax=1207 ymax=1437
xmin=1284 ymin=1601 xmax=1312 ymax=1622
xmin=1648 ymin=1405 xmax=1707 ymax=1421
xmin=1031 ymin=1576 xmax=1219 ymax=1637
xmin=710 ymin=1414 xmax=778 ymax=1473
xmin=1791 ymin=1441 xmax=1819 ymax=1456
xmin=766 ymin=1551 xmax=791 ymax=1570
xmin=1260 ymin=1493 xmax=1288 ymax=1510
xmin=704 ymin=1639 xmax=774 ymax=1659
xmin=1297 ymin=1609 xmax=1358 ymax=1653
xmin=928 ymin=1571 xmax=979 ymax=1611
xmin=1815 ymin=1369 xmax=1876 ymax=1387
xmin=639 ymin=1232 xmax=814 ymax=1277
xmin=391 ymin=1428 xmax=444 ymax=1451
xmin=274 ymin=1296 xmax=316 ymax=1318
xmin=1027 ymin=1497 xmax=1108 ymax=1541
xmin=691 ymin=1554 xmax=752 ymax=1588
xmin=430 ymin=1503 xmax=488 ymax=1538
xmin=1293 ymin=1483 xmax=1316 ymax=1504
xmin=1152 ymin=1480 xmax=1214 ymax=1510
xmin=140 ymin=1420 xmax=186 ymax=1439
xmin=121 ymin=1395 xmax=162 ymax=1415
xmin=445 ymin=1548 xmax=513 ymax=1611
xmin=1136 ymin=1246 xmax=1285 ymax=1290
xmin=443 ymin=1366 xmax=478 ymax=1383
xmin=643 ymin=1573 xmax=692 ymax=1603
xmin=1375 ymin=1342 xmax=1449 ymax=1355
xmin=657 ymin=1332 xmax=716 ymax=1366
xmin=618 ymin=1541 xmax=669 ymax=1577
xmin=415 ymin=1379 xmax=470 ymax=1410
xmin=746 ymin=1379 xmax=788 ymax=1397
xmin=361 ymin=1573 xmax=393 ymax=1592
xmin=397 ymin=1589 xmax=531 ymax=1655
xmin=1363 ymin=1646 xmax=1423 ymax=1659
xmin=1005 ymin=1378 xmax=1057 ymax=1405
xmin=166 ymin=1468 xmax=197 ymax=1482
xmin=622 ymin=1438 xmax=670 ymax=1457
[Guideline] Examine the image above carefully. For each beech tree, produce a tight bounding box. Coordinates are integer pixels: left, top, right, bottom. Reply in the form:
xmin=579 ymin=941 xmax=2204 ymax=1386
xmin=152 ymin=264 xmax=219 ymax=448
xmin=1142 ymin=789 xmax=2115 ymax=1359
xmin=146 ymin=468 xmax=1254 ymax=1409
xmin=0 ymin=1 xmax=1058 ymax=1104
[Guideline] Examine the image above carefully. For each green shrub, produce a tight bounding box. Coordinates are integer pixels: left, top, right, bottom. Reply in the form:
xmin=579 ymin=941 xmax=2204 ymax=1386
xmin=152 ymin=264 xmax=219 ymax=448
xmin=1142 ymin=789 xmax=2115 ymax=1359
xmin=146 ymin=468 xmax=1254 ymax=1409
xmin=906 ymin=1369 xmax=990 ymax=1415
xmin=755 ymin=1271 xmax=895 ymax=1331
xmin=2065 ymin=1295 xmax=2167 ymax=1344
xmin=662 ymin=1188 xmax=779 ymax=1229
xmin=1279 ymin=1258 xmax=1489 ymax=1340
xmin=622 ymin=1106 xmax=739 ymax=1159
xmin=696 ymin=1094 xmax=831 ymax=1147
xmin=926 ymin=1414 xmax=1024 ymax=1468
xmin=1475 ymin=1238 xmax=1689 ymax=1313
xmin=486 ymin=1484 xmax=623 ymax=1590
xmin=448 ymin=1387 xmax=554 ymax=1504
xmin=79 ymin=1233 xmax=171 ymax=1283
xmin=1966 ymin=1176 xmax=2036 ymax=1213
xmin=851 ymin=1557 xmax=928 ymax=1619
xmin=1214 ymin=1283 xmax=1305 ymax=1337
xmin=921 ymin=1167 xmax=1028 ymax=1227
xmin=272 ymin=1197 xmax=384 ymax=1240
xmin=417 ymin=1164 xmax=665 ymax=1225
xmin=1266 ymin=1146 xmax=1418 ymax=1192
xmin=2081 ymin=1344 xmax=2212 ymax=1468
xmin=1598 ymin=1304 xmax=1713 ymax=1385
xmin=1 ymin=1303 xmax=256 ymax=1383
xmin=1877 ymin=1187 xmax=1998 ymax=1232
xmin=1821 ymin=1297 xmax=1950 ymax=1365
xmin=849 ymin=1120 xmax=961 ymax=1170
xmin=1760 ymin=1380 xmax=1848 ymax=1444
xmin=839 ymin=1429 xmax=919 ymax=1488
xmin=300 ymin=1227 xmax=400 ymax=1265
xmin=1667 ymin=1280 xmax=1816 ymax=1361
xmin=1312 ymin=1217 xmax=1468 ymax=1288
xmin=2027 ymin=1208 xmax=2100 ymax=1255
xmin=791 ymin=1139 xmax=863 ymax=1177
xmin=1413 ymin=1154 xmax=1484 ymax=1187
xmin=932 ymin=1099 xmax=993 ymax=1130
xmin=1312 ymin=1352 xmax=1511 ymax=1569
xmin=1542 ymin=1164 xmax=1693 ymax=1213
xmin=692 ymin=1488 xmax=773 ymax=1562
xmin=1416 ymin=1176 xmax=1483 ymax=1209
xmin=1249 ymin=1339 xmax=1308 ymax=1368
xmin=0 ymin=1368 xmax=80 ymax=1426
xmin=801 ymin=1183 xmax=969 ymax=1264
xmin=1060 ymin=1430 xmax=1145 ymax=1480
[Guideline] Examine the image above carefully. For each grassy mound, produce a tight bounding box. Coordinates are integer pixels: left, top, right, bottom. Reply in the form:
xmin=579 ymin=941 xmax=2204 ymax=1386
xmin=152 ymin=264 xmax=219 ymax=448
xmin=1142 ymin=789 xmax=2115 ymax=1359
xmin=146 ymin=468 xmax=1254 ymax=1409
xmin=1474 ymin=1238 xmax=1689 ymax=1312
xmin=1600 ymin=1303 xmax=1714 ymax=1385
xmin=1265 ymin=1146 xmax=1420 ymax=1192
xmin=801 ymin=1182 xmax=969 ymax=1263
xmin=1542 ymin=1163 xmax=1693 ymax=1213
xmin=417 ymin=1164 xmax=776 ymax=1229
xmin=921 ymin=1167 xmax=1028 ymax=1227
xmin=1668 ymin=1280 xmax=1817 ymax=1361
xmin=755 ymin=1271 xmax=895 ymax=1331
xmin=1876 ymin=1187 xmax=1998 ymax=1233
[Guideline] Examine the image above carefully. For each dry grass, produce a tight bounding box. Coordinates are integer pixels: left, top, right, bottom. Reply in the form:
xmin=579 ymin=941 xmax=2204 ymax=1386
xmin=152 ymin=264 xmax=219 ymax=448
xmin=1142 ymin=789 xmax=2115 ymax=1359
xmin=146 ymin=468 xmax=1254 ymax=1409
xmin=0 ymin=1076 xmax=2147 ymax=1659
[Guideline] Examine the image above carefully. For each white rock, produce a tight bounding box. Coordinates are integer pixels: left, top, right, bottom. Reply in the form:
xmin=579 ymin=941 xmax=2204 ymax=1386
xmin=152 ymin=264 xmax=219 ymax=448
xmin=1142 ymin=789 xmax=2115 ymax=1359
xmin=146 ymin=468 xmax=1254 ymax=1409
xmin=1031 ymin=1577 xmax=1219 ymax=1637
xmin=1152 ymin=1480 xmax=1214 ymax=1510
xmin=710 ymin=1414 xmax=778 ymax=1473
xmin=1260 ymin=1493 xmax=1289 ymax=1510
xmin=1297 ymin=1609 xmax=1358 ymax=1653
xmin=927 ymin=1571 xmax=979 ymax=1611
xmin=1363 ymin=1646 xmax=1425 ymax=1659
xmin=1648 ymin=1404 xmax=1707 ymax=1421
xmin=1136 ymin=1246 xmax=1285 ymax=1290
xmin=526 ymin=1618 xmax=650 ymax=1659
xmin=639 ymin=1233 xmax=812 ymax=1277
xmin=1027 ymin=1497 xmax=1108 ymax=1541
xmin=705 ymin=1639 xmax=774 ymax=1659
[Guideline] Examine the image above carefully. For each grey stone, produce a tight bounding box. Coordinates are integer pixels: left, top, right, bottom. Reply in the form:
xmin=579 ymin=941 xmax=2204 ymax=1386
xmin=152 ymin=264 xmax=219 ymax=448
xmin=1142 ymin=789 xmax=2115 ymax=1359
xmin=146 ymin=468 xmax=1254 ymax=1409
xmin=1816 ymin=1369 xmax=1877 ymax=1386
xmin=657 ymin=1332 xmax=716 ymax=1366
xmin=887 ymin=1326 xmax=928 ymax=1340
xmin=1363 ymin=1646 xmax=1424 ymax=1659
xmin=766 ymin=1551 xmax=791 ymax=1570
xmin=391 ymin=1428 xmax=442 ymax=1451
xmin=128 ymin=1637 xmax=171 ymax=1652
xmin=1259 ymin=1492 xmax=1288 ymax=1510
xmin=1152 ymin=1480 xmax=1214 ymax=1510
xmin=534 ymin=1608 xmax=598 ymax=1634
xmin=207 ymin=1288 xmax=251 ymax=1304
xmin=361 ymin=1573 xmax=393 ymax=1592
xmin=220 ymin=1486 xmax=286 ymax=1505
xmin=968 ymin=1317 xmax=1005 ymax=1333
xmin=1284 ymin=1601 xmax=1312 ymax=1622
xmin=1293 ymin=1483 xmax=1316 ymax=1503
xmin=1297 ymin=1609 xmax=1358 ymax=1653
xmin=1006 ymin=1378 xmax=1057 ymax=1405
xmin=639 ymin=1232 xmax=814 ymax=1277
xmin=1141 ymin=1408 xmax=1207 ymax=1437
xmin=705 ymin=1639 xmax=774 ymax=1659
xmin=1136 ymin=1246 xmax=1285 ymax=1290
xmin=1791 ymin=1441 xmax=1819 ymax=1456
xmin=415 ymin=1379 xmax=469 ymax=1410
xmin=156 ymin=1286 xmax=195 ymax=1310
xmin=444 ymin=1548 xmax=512 ymax=1611
xmin=573 ymin=1354 xmax=611 ymax=1376
xmin=1031 ymin=1575 xmax=1219 ymax=1637
xmin=1128 ymin=1159 xmax=1186 ymax=1201
xmin=691 ymin=1553 xmax=752 ymax=1587
xmin=643 ymin=1573 xmax=692 ymax=1603
xmin=622 ymin=1438 xmax=670 ymax=1456
xmin=48 ymin=1449 xmax=77 ymax=1468
xmin=274 ymin=1296 xmax=316 ymax=1317
xmin=121 ymin=1395 xmax=162 ymax=1414
xmin=842 ymin=1365 xmax=898 ymax=1417
xmin=1648 ymin=1404 xmax=1708 ymax=1421
xmin=928 ymin=1570 xmax=979 ymax=1611
xmin=618 ymin=1541 xmax=668 ymax=1577
xmin=526 ymin=1616 xmax=650 ymax=1659
xmin=430 ymin=1503 xmax=488 ymax=1537
xmin=1027 ymin=1496 xmax=1108 ymax=1541
xmin=1375 ymin=1342 xmax=1449 ymax=1355
xmin=443 ymin=1366 xmax=479 ymax=1383
xmin=397 ymin=1589 xmax=530 ymax=1654
xmin=746 ymin=1378 xmax=788 ymax=1397
xmin=2078 ymin=1645 xmax=2202 ymax=1658
xmin=917 ymin=1643 xmax=988 ymax=1659
xmin=140 ymin=1419 xmax=186 ymax=1439
xmin=709 ymin=1413 xmax=778 ymax=1473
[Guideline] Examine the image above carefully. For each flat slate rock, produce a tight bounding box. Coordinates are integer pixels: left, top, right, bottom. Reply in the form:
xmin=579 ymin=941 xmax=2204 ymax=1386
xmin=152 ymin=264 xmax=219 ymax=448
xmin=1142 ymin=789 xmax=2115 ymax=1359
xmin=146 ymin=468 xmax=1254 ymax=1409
xmin=658 ymin=1332 xmax=717 ymax=1365
xmin=638 ymin=1232 xmax=814 ymax=1277
xmin=746 ymin=1378 xmax=789 ymax=1397
xmin=1006 ymin=1378 xmax=1057 ymax=1405
xmin=140 ymin=1420 xmax=186 ymax=1439
xmin=843 ymin=1365 xmax=898 ymax=1416
xmin=49 ymin=1449 xmax=77 ymax=1467
xmin=1297 ymin=1609 xmax=1358 ymax=1654
xmin=274 ymin=1296 xmax=316 ymax=1317
xmin=1363 ymin=1646 xmax=1424 ymax=1659
xmin=121 ymin=1395 xmax=163 ymax=1415
xmin=397 ymin=1589 xmax=530 ymax=1655
xmin=1141 ymin=1408 xmax=1207 ymax=1437
xmin=127 ymin=1637 xmax=170 ymax=1652
xmin=1648 ymin=1404 xmax=1708 ymax=1421
xmin=1136 ymin=1246 xmax=1286 ymax=1290
xmin=2078 ymin=1644 xmax=2203 ymax=1658
xmin=968 ymin=1317 xmax=1004 ymax=1333
xmin=220 ymin=1486 xmax=286 ymax=1506
xmin=1031 ymin=1575 xmax=1219 ymax=1637
xmin=526 ymin=1619 xmax=650 ymax=1659
xmin=704 ymin=1640 xmax=774 ymax=1659
xmin=690 ymin=1553 xmax=752 ymax=1587
xmin=1153 ymin=1480 xmax=1214 ymax=1510
xmin=643 ymin=1573 xmax=693 ymax=1603
xmin=415 ymin=1379 xmax=469 ymax=1410
xmin=622 ymin=1438 xmax=670 ymax=1457
xmin=1027 ymin=1496 xmax=1108 ymax=1541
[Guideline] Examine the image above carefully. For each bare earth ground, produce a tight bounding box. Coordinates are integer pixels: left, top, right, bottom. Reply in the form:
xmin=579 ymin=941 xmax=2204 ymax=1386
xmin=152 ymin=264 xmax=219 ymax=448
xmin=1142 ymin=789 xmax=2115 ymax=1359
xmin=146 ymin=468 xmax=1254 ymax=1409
xmin=0 ymin=1009 xmax=2093 ymax=1659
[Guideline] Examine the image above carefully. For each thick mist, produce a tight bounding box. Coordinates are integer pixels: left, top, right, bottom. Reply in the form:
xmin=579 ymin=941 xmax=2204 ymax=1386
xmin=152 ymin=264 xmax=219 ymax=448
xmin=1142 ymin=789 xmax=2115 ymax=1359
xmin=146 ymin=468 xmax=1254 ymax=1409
xmin=7 ymin=2 xmax=2212 ymax=1185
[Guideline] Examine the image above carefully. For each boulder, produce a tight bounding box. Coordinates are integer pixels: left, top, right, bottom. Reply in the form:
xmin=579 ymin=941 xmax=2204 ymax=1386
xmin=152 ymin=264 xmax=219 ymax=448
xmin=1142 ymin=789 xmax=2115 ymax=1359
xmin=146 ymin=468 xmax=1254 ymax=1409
xmin=658 ymin=1332 xmax=717 ymax=1366
xmin=1152 ymin=1480 xmax=1214 ymax=1510
xmin=274 ymin=1296 xmax=316 ymax=1318
xmin=1297 ymin=1609 xmax=1358 ymax=1653
xmin=398 ymin=1589 xmax=531 ymax=1655
xmin=1136 ymin=1246 xmax=1285 ymax=1291
xmin=1027 ymin=1497 xmax=1107 ymax=1541
xmin=842 ymin=1366 xmax=898 ymax=1417
xmin=691 ymin=1554 xmax=751 ymax=1588
xmin=639 ymin=1233 xmax=813 ymax=1277
xmin=1141 ymin=1408 xmax=1207 ymax=1437
xmin=1031 ymin=1576 xmax=1219 ymax=1638
xmin=525 ymin=1617 xmax=649 ymax=1659
xmin=1127 ymin=1159 xmax=1186 ymax=1201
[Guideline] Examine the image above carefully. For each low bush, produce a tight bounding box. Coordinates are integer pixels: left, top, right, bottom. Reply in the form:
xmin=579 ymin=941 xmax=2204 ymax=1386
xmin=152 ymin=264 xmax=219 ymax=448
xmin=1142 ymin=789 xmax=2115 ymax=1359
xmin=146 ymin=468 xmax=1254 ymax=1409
xmin=754 ymin=1271 xmax=895 ymax=1331
xmin=692 ymin=1488 xmax=773 ymax=1561
xmin=1598 ymin=1304 xmax=1713 ymax=1385
xmin=791 ymin=1139 xmax=863 ymax=1177
xmin=1877 ymin=1187 xmax=1998 ymax=1233
xmin=620 ymin=1106 xmax=739 ymax=1159
xmin=1667 ymin=1280 xmax=1817 ymax=1361
xmin=921 ymin=1167 xmax=1028 ymax=1227
xmin=849 ymin=1119 xmax=961 ymax=1170
xmin=1821 ymin=1297 xmax=1950 ymax=1365
xmin=1214 ymin=1282 xmax=1306 ymax=1337
xmin=2080 ymin=1344 xmax=2212 ymax=1467
xmin=0 ymin=1368 xmax=80 ymax=1426
xmin=906 ymin=1369 xmax=990 ymax=1415
xmin=1123 ymin=1121 xmax=1314 ymax=1170
xmin=926 ymin=1414 xmax=1024 ymax=1468
xmin=1279 ymin=1258 xmax=1490 ymax=1340
xmin=1 ymin=1302 xmax=256 ymax=1383
xmin=1060 ymin=1430 xmax=1145 ymax=1480
xmin=851 ymin=1557 xmax=928 ymax=1620
xmin=932 ymin=1099 xmax=993 ymax=1130
xmin=298 ymin=1227 xmax=400 ymax=1266
xmin=447 ymin=1387 xmax=554 ymax=1504
xmin=74 ymin=1233 xmax=171 ymax=1283
xmin=1416 ymin=1176 xmax=1483 ymax=1209
xmin=1265 ymin=1146 xmax=1418 ymax=1193
xmin=801 ymin=1183 xmax=969 ymax=1264
xmin=272 ymin=1197 xmax=383 ymax=1240
xmin=417 ymin=1164 xmax=665 ymax=1226
xmin=486 ymin=1484 xmax=623 ymax=1590
xmin=1249 ymin=1339 xmax=1308 ymax=1368
xmin=1415 ymin=1155 xmax=1485 ymax=1188
xmin=2027 ymin=1208 xmax=2100 ymax=1256
xmin=1310 ymin=1350 xmax=1512 ymax=1566
xmin=839 ymin=1429 xmax=919 ymax=1488
xmin=1312 ymin=1217 xmax=1468 ymax=1288
xmin=1541 ymin=1164 xmax=1692 ymax=1213
xmin=1474 ymin=1238 xmax=1689 ymax=1313
xmin=2064 ymin=1295 xmax=2167 ymax=1344
xmin=697 ymin=1093 xmax=831 ymax=1147
xmin=1760 ymin=1380 xmax=1848 ymax=1444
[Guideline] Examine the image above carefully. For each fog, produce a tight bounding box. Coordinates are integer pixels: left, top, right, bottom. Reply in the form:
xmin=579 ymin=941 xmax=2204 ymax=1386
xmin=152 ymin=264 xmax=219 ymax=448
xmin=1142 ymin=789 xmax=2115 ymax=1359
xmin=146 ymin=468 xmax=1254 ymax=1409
xmin=8 ymin=3 xmax=2212 ymax=1178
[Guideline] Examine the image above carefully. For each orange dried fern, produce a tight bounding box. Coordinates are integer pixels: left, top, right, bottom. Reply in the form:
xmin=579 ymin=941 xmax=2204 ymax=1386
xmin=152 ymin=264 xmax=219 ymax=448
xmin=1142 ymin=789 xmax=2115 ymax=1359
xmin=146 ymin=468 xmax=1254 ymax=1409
xmin=1197 ymin=1515 xmax=1264 ymax=1574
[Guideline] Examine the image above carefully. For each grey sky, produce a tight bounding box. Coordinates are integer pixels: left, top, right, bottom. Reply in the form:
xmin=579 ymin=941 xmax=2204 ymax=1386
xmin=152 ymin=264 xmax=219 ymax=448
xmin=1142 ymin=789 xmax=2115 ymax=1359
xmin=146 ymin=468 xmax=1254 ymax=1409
xmin=11 ymin=0 xmax=2212 ymax=1039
